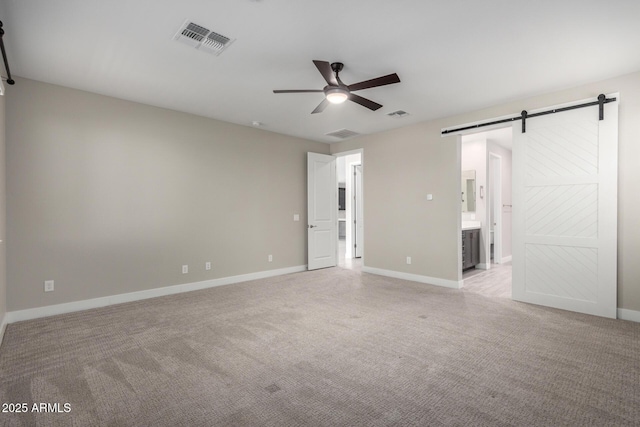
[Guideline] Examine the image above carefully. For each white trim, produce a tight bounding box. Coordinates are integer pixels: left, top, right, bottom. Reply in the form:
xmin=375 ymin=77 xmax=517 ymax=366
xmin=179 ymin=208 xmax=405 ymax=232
xmin=617 ymin=308 xmax=640 ymax=323
xmin=0 ymin=313 xmax=7 ymax=347
xmin=456 ymin=135 xmax=463 ymax=282
xmin=488 ymin=152 xmax=502 ymax=265
xmin=363 ymin=266 xmax=462 ymax=289
xmin=351 ymin=163 xmax=363 ymax=259
xmin=331 ymin=148 xmax=363 ymax=157
xmin=6 ymin=265 xmax=307 ymax=323
xmin=501 ymin=255 xmax=512 ymax=263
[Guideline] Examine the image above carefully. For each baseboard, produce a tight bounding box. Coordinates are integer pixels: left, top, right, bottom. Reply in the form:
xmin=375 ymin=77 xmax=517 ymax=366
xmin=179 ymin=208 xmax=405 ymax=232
xmin=617 ymin=308 xmax=640 ymax=323
xmin=501 ymin=255 xmax=513 ymax=263
xmin=7 ymin=265 xmax=307 ymax=324
xmin=363 ymin=266 xmax=462 ymax=289
xmin=476 ymin=263 xmax=490 ymax=270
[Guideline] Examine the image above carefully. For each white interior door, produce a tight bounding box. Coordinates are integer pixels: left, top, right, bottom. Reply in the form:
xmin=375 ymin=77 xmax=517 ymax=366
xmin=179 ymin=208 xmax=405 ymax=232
xmin=307 ymin=152 xmax=337 ymax=270
xmin=512 ymin=95 xmax=618 ymax=318
xmin=354 ymin=165 xmax=364 ymax=258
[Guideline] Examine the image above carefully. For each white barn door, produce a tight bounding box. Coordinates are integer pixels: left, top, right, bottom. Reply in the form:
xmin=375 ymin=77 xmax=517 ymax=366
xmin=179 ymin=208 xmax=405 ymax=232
xmin=307 ymin=152 xmax=337 ymax=270
xmin=512 ymin=95 xmax=618 ymax=318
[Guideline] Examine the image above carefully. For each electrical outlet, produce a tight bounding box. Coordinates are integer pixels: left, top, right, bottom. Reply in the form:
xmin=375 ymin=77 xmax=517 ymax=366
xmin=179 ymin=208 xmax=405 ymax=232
xmin=293 ymin=214 xmax=300 ymax=221
xmin=182 ymin=265 xmax=188 ymax=274
xmin=44 ymin=280 xmax=55 ymax=292
xmin=406 ymin=256 xmax=412 ymax=265
xmin=205 ymin=262 xmax=211 ymax=271
xmin=268 ymin=254 xmax=273 ymax=262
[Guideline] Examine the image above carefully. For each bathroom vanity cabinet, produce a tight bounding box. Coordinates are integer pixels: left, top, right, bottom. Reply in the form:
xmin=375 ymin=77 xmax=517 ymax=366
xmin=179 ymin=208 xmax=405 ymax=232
xmin=462 ymin=228 xmax=480 ymax=270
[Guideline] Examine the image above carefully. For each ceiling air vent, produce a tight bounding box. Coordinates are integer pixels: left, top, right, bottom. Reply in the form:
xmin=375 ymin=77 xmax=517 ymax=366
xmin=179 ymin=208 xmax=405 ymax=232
xmin=387 ymin=110 xmax=410 ymax=118
xmin=326 ymin=129 xmax=360 ymax=139
xmin=174 ymin=20 xmax=234 ymax=55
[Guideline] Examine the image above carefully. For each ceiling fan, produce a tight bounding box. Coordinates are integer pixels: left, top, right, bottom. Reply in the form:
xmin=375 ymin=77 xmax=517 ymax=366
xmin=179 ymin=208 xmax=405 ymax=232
xmin=273 ymin=60 xmax=401 ymax=114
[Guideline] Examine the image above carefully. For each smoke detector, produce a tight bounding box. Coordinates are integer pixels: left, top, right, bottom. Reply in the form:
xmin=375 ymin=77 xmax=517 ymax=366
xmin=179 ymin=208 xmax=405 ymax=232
xmin=174 ymin=20 xmax=235 ymax=55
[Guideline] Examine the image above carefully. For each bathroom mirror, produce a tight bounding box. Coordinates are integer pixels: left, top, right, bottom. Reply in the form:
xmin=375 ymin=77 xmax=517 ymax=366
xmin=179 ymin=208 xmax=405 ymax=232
xmin=461 ymin=170 xmax=476 ymax=212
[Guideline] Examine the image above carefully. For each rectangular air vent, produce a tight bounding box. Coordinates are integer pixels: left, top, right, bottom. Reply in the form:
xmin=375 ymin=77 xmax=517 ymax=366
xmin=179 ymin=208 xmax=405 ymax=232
xmin=174 ymin=20 xmax=234 ymax=55
xmin=325 ymin=129 xmax=360 ymax=139
xmin=387 ymin=110 xmax=410 ymax=118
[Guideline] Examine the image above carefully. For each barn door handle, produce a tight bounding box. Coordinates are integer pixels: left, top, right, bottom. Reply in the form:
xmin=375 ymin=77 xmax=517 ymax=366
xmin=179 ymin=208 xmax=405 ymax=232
xmin=308 ymin=225 xmax=317 ymax=229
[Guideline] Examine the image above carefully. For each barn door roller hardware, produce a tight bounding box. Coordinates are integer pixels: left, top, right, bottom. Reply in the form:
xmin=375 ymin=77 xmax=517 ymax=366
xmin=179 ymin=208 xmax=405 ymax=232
xmin=442 ymin=94 xmax=616 ymax=135
xmin=0 ymin=21 xmax=15 ymax=87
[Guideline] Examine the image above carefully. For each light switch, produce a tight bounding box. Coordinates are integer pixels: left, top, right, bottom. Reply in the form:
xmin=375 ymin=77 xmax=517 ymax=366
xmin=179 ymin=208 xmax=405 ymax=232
xmin=426 ymin=194 xmax=433 ymax=201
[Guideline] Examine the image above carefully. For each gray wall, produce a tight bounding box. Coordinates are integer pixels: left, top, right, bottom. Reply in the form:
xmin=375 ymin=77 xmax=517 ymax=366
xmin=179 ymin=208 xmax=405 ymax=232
xmin=331 ymin=70 xmax=640 ymax=312
xmin=6 ymin=78 xmax=329 ymax=311
xmin=0 ymin=94 xmax=6 ymax=328
xmin=6 ymin=71 xmax=640 ymax=314
xmin=335 ymin=122 xmax=461 ymax=282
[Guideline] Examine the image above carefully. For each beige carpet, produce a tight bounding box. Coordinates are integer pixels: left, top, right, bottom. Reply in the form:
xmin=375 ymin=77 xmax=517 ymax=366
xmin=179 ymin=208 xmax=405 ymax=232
xmin=0 ymin=267 xmax=638 ymax=426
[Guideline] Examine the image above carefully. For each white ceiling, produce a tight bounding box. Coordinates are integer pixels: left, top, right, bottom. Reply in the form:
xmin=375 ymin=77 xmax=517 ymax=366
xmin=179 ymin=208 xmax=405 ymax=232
xmin=2 ymin=0 xmax=639 ymax=143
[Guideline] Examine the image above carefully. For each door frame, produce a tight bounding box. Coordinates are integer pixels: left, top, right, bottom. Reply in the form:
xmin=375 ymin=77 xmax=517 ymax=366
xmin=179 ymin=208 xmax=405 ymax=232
xmin=488 ymin=152 xmax=502 ymax=265
xmin=353 ymin=164 xmax=363 ymax=258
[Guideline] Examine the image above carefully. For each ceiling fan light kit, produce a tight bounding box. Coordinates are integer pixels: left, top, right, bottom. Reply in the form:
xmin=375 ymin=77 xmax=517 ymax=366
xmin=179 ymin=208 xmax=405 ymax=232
xmin=273 ymin=60 xmax=400 ymax=114
xmin=325 ymin=87 xmax=348 ymax=104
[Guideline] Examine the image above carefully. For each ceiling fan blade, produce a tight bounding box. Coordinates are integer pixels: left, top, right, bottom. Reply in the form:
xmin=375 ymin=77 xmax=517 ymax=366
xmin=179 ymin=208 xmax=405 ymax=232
xmin=348 ymin=73 xmax=401 ymax=92
xmin=348 ymin=93 xmax=383 ymax=111
xmin=313 ymin=60 xmax=338 ymax=86
xmin=273 ymin=89 xmax=324 ymax=93
xmin=311 ymin=98 xmax=330 ymax=114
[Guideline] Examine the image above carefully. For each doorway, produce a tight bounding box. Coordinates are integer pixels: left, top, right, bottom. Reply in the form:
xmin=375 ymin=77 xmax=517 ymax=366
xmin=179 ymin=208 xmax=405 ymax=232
xmin=460 ymin=127 xmax=513 ymax=299
xmin=334 ymin=149 xmax=363 ymax=270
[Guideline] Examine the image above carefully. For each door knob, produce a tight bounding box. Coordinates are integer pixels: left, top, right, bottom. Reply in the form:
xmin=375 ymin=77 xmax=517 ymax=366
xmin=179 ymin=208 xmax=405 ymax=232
xmin=308 ymin=225 xmax=317 ymax=228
